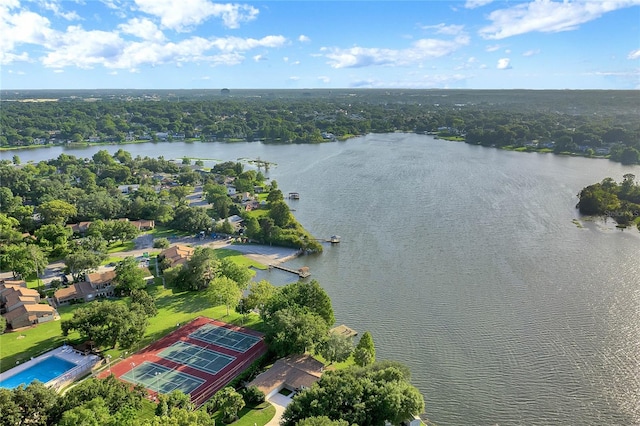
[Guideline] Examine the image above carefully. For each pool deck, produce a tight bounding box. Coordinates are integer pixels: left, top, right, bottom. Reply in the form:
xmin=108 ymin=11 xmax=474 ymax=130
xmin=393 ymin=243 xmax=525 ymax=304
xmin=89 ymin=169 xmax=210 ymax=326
xmin=0 ymin=345 xmax=99 ymax=386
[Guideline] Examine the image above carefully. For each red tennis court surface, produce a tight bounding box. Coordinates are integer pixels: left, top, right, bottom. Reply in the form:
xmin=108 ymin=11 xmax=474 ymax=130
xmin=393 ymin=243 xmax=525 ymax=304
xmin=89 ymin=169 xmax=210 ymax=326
xmin=101 ymin=317 xmax=267 ymax=406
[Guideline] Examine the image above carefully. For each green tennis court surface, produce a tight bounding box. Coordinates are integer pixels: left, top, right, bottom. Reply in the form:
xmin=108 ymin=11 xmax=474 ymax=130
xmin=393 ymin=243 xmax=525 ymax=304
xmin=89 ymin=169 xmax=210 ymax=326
xmin=189 ymin=324 xmax=261 ymax=352
xmin=158 ymin=341 xmax=236 ymax=375
xmin=121 ymin=362 xmax=204 ymax=395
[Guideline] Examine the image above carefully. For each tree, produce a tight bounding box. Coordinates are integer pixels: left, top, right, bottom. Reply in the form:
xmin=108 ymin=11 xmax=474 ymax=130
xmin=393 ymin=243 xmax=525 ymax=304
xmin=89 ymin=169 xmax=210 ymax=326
xmin=61 ymin=301 xmax=148 ymax=349
xmin=354 ymin=331 xmax=376 ymax=367
xmin=317 ymin=332 xmax=354 ymax=365
xmin=218 ymin=258 xmax=252 ymax=289
xmin=35 ymin=223 xmax=73 ymax=258
xmin=113 ymin=256 xmax=146 ymax=295
xmin=265 ymin=307 xmax=329 ymax=357
xmin=263 ymin=280 xmax=335 ymax=327
xmin=65 ymin=248 xmax=105 ymax=281
xmin=153 ymin=237 xmax=171 ymax=249
xmin=282 ymin=363 xmax=424 ymax=426
xmin=38 ymin=199 xmax=77 ymax=225
xmin=266 ymin=188 xmax=283 ymax=204
xmin=269 ymin=200 xmax=293 ymax=227
xmin=181 ymin=247 xmax=219 ymax=291
xmin=58 ymin=397 xmax=113 ymax=426
xmin=0 ymin=316 xmax=6 ymax=334
xmin=60 ymin=375 xmax=146 ymax=417
xmin=1 ymin=243 xmax=47 ymax=282
xmin=5 ymin=381 xmax=59 ymax=426
xmin=207 ymin=276 xmax=242 ymax=316
xmin=212 ymin=387 xmax=245 ymax=423
xmin=243 ymin=279 xmax=276 ymax=312
xmin=130 ymin=289 xmax=158 ymax=317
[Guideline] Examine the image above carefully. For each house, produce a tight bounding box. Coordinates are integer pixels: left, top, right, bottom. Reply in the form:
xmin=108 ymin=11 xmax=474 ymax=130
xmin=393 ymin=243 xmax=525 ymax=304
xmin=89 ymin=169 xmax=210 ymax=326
xmin=86 ymin=270 xmax=116 ymax=297
xmin=117 ymin=184 xmax=140 ymax=194
xmin=158 ymin=244 xmax=195 ymax=268
xmin=130 ymin=219 xmax=155 ymax=230
xmin=53 ymin=282 xmax=98 ymax=305
xmin=0 ymin=281 xmax=40 ymax=313
xmin=226 ymin=186 xmax=237 ymax=196
xmin=3 ymin=304 xmax=57 ymax=329
xmin=218 ymin=215 xmax=244 ymax=232
xmin=1 ymin=280 xmax=57 ymax=329
xmin=66 ymin=221 xmax=92 ymax=235
xmin=246 ymin=354 xmax=324 ymax=399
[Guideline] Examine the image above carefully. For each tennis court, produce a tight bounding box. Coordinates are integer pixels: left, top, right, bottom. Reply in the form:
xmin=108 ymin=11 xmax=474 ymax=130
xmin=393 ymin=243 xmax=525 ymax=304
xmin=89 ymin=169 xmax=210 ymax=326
xmin=121 ymin=361 xmax=204 ymax=395
xmin=158 ymin=341 xmax=236 ymax=375
xmin=189 ymin=323 xmax=262 ymax=352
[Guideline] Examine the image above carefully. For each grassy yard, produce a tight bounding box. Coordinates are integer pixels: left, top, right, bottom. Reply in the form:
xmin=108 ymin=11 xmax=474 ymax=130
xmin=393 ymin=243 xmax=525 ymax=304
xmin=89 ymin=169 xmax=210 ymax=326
xmin=214 ymin=248 xmax=268 ymax=270
xmin=147 ymin=226 xmax=192 ymax=239
xmin=107 ymin=240 xmax=136 ymax=253
xmin=0 ymin=305 xmax=82 ymax=372
xmin=212 ymin=402 xmax=276 ymax=425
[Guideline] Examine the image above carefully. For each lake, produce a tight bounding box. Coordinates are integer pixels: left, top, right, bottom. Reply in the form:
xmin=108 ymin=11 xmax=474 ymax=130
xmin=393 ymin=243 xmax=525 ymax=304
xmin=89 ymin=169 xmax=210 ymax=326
xmin=4 ymin=135 xmax=640 ymax=425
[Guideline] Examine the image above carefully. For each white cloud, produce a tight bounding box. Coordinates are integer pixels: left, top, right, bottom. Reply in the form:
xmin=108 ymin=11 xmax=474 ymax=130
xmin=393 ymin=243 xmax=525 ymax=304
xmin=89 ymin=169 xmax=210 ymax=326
xmin=53 ymin=69 xmax=64 ymax=73
xmin=523 ymin=49 xmax=540 ymax=56
xmin=288 ymin=76 xmax=300 ymax=81
xmin=253 ymin=54 xmax=266 ymax=61
xmin=209 ymin=35 xmax=286 ymax=52
xmin=119 ymin=18 xmax=165 ymax=42
xmin=479 ymin=0 xmax=640 ymax=40
xmin=298 ymin=34 xmax=310 ymax=43
xmin=485 ymin=44 xmax=500 ymax=52
xmin=134 ymin=0 xmax=259 ymax=31
xmin=324 ymin=35 xmax=469 ymax=68
xmin=465 ymin=0 xmax=494 ymax=9
xmin=42 ymin=25 xmax=126 ymax=69
xmin=421 ymin=23 xmax=465 ymax=35
xmin=0 ymin=3 xmax=56 ymax=64
xmin=497 ymin=58 xmax=512 ymax=69
xmin=318 ymin=76 xmax=330 ymax=83
xmin=628 ymin=49 xmax=640 ymax=60
xmin=41 ymin=1 xmax=81 ymax=20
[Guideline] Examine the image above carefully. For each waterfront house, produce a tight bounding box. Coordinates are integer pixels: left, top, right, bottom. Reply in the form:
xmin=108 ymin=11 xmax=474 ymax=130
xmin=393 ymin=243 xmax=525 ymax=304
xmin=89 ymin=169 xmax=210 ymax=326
xmin=246 ymin=354 xmax=324 ymax=399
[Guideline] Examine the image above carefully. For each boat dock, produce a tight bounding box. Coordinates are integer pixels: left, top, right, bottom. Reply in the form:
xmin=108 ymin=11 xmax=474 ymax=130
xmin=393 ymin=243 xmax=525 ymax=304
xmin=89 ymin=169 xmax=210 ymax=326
xmin=269 ymin=264 xmax=310 ymax=278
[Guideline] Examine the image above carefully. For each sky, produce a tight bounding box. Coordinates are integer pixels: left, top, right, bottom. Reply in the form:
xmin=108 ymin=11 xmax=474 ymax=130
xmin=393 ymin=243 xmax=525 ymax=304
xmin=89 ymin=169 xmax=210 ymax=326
xmin=1 ymin=0 xmax=639 ymax=90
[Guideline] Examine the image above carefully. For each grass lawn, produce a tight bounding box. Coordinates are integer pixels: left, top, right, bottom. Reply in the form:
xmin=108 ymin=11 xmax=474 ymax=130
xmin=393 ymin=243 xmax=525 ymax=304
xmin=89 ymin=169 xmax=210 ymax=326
xmin=0 ymin=305 xmax=82 ymax=373
xmin=107 ymin=240 xmax=136 ymax=253
xmin=214 ymin=248 xmax=268 ymax=270
xmin=148 ymin=226 xmax=192 ymax=239
xmin=212 ymin=402 xmax=276 ymax=426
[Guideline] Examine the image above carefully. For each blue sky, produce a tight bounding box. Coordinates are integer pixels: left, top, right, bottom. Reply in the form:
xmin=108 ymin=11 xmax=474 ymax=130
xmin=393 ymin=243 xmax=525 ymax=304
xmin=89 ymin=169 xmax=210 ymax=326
xmin=1 ymin=0 xmax=639 ymax=90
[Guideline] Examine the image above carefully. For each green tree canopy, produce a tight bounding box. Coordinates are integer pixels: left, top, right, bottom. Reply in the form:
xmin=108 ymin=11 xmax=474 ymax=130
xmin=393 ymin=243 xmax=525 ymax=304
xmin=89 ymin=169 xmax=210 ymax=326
xmin=354 ymin=331 xmax=376 ymax=367
xmin=282 ymin=363 xmax=424 ymax=426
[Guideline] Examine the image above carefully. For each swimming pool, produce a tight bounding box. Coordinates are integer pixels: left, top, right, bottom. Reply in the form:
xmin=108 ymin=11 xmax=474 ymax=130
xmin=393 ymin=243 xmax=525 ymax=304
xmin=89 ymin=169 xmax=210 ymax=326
xmin=0 ymin=356 xmax=76 ymax=389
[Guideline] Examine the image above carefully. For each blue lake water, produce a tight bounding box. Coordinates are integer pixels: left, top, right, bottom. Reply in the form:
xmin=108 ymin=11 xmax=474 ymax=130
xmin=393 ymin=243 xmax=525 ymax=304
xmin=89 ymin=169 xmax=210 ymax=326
xmin=0 ymin=356 xmax=75 ymax=389
xmin=5 ymin=136 xmax=640 ymax=425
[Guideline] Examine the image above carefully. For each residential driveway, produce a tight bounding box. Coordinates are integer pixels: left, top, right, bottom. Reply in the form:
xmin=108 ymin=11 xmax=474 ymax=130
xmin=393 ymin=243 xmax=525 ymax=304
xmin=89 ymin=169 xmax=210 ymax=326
xmin=265 ymin=393 xmax=292 ymax=426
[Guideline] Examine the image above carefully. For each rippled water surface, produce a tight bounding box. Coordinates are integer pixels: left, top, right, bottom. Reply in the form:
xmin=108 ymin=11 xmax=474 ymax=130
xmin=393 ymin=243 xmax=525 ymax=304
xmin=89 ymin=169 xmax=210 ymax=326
xmin=6 ymin=135 xmax=640 ymax=425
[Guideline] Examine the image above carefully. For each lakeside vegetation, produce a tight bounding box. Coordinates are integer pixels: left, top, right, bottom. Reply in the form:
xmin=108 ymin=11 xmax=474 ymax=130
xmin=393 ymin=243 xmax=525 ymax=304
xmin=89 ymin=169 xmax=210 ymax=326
xmin=1 ymin=89 xmax=639 ymax=165
xmin=577 ymin=174 xmax=640 ymax=230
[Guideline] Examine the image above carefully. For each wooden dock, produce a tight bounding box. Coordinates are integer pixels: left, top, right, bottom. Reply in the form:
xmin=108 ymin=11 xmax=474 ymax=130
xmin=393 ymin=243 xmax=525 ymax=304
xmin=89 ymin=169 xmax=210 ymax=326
xmin=269 ymin=264 xmax=310 ymax=278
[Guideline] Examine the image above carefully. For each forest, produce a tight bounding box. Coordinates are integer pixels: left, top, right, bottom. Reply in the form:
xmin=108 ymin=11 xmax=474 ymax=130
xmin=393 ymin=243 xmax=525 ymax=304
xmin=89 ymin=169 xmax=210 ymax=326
xmin=1 ymin=89 xmax=639 ymax=165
